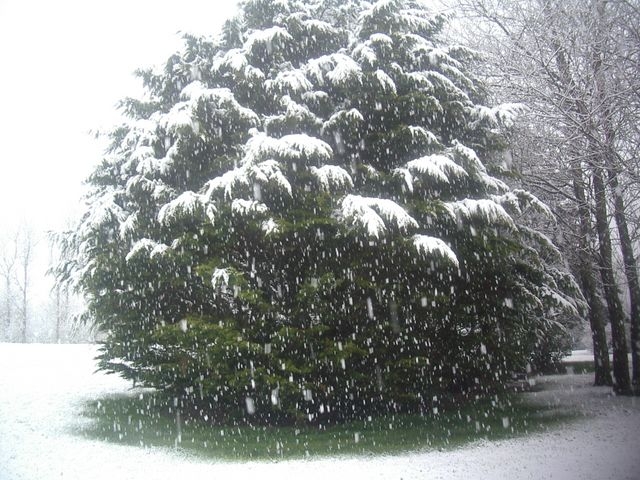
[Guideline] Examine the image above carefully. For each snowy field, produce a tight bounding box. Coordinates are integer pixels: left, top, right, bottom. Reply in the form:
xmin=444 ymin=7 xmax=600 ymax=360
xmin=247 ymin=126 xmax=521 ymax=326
xmin=1 ymin=344 xmax=639 ymax=480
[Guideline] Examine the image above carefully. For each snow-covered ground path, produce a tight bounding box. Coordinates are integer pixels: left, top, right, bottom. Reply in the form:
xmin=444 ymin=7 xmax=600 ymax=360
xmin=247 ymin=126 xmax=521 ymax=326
xmin=1 ymin=343 xmax=639 ymax=480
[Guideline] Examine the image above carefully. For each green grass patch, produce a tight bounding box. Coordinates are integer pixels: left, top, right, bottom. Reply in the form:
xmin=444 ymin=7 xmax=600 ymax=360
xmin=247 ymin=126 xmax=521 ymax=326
xmin=75 ymin=391 xmax=576 ymax=460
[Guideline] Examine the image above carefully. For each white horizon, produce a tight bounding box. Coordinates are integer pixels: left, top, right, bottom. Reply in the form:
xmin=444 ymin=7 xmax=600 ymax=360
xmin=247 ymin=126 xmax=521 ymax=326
xmin=0 ymin=0 xmax=240 ymax=319
xmin=0 ymin=0 xmax=240 ymax=233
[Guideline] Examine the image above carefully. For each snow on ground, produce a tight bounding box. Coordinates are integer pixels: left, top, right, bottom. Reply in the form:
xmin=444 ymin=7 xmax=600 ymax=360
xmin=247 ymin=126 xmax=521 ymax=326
xmin=563 ymin=349 xmax=597 ymax=363
xmin=1 ymin=343 xmax=639 ymax=480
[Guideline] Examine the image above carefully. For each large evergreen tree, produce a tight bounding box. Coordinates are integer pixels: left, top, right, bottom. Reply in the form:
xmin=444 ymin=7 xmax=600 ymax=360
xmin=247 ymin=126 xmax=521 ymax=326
xmin=58 ymin=0 xmax=582 ymax=424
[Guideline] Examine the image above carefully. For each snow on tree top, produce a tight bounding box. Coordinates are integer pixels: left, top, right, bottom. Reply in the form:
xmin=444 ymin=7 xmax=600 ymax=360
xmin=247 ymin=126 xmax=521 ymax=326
xmin=299 ymin=18 xmax=337 ymax=35
xmin=211 ymin=49 xmax=265 ymax=81
xmin=278 ymin=133 xmax=333 ymax=162
xmin=540 ymin=285 xmax=581 ymax=316
xmin=407 ymin=126 xmax=438 ymax=144
xmin=243 ymin=132 xmax=333 ymax=165
xmin=339 ymin=194 xmax=419 ymax=238
xmin=249 ymin=159 xmax=292 ymax=195
xmin=243 ymin=132 xmax=283 ymax=165
xmin=159 ymin=102 xmax=196 ymax=133
xmin=272 ymin=95 xmax=320 ymax=126
xmin=407 ymin=153 xmax=466 ymax=178
xmin=353 ymin=33 xmax=394 ymax=66
xmin=127 ymin=145 xmax=155 ymax=165
xmin=120 ymin=118 xmax=158 ymax=153
xmin=157 ymin=191 xmax=215 ymax=226
xmin=82 ymin=190 xmax=125 ymax=233
xmin=267 ymin=68 xmax=313 ymax=94
xmin=452 ymin=141 xmax=509 ymax=192
xmin=473 ymin=103 xmax=526 ymax=129
xmin=397 ymin=7 xmax=442 ymax=32
xmin=213 ymin=48 xmax=248 ymax=72
xmin=118 ymin=212 xmax=138 ymax=239
xmin=361 ymin=0 xmax=440 ymax=34
xmin=124 ymin=175 xmax=155 ymax=197
xmin=447 ymin=198 xmax=515 ymax=227
xmin=426 ymin=47 xmax=458 ymax=67
xmin=179 ymin=81 xmax=259 ymax=123
xmin=244 ymin=26 xmax=293 ymax=54
xmin=491 ymin=190 xmax=554 ymax=219
xmin=424 ymin=71 xmax=469 ymax=101
xmin=125 ymin=238 xmax=169 ymax=263
xmin=326 ymin=54 xmax=363 ymax=87
xmin=310 ymin=165 xmax=354 ymax=191
xmin=412 ymin=234 xmax=459 ymax=267
xmin=395 ymin=153 xmax=467 ymax=192
xmin=205 ymin=168 xmax=249 ymax=199
xmin=205 ymin=159 xmax=292 ymax=200
xmin=305 ymin=54 xmax=362 ymax=87
xmin=266 ymin=97 xmax=315 ymax=133
xmin=363 ymin=0 xmax=398 ymax=17
xmin=323 ymin=109 xmax=364 ymax=134
xmin=353 ymin=42 xmax=378 ymax=66
xmin=374 ymin=69 xmax=397 ymax=93
xmin=231 ymin=199 xmax=268 ymax=216
xmin=370 ymin=33 xmax=394 ymax=45
xmin=135 ymin=150 xmax=175 ymax=177
xmin=480 ymin=172 xmax=509 ymax=193
xmin=302 ymin=90 xmax=329 ymax=103
xmin=180 ymin=81 xmax=229 ymax=102
xmin=404 ymin=69 xmax=436 ymax=92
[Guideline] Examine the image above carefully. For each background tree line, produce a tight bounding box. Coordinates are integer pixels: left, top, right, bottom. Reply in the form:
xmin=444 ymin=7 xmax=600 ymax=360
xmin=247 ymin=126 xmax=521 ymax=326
xmin=0 ymin=224 xmax=90 ymax=343
xmin=449 ymin=0 xmax=640 ymax=393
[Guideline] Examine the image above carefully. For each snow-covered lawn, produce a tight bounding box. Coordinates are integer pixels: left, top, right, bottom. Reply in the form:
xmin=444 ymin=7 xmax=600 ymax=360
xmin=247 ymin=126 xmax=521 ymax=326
xmin=563 ymin=349 xmax=597 ymax=363
xmin=1 ymin=343 xmax=638 ymax=480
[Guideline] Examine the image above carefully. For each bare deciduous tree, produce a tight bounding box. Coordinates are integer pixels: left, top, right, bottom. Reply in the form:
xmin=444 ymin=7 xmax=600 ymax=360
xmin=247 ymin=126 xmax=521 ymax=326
xmin=15 ymin=224 xmax=36 ymax=343
xmin=451 ymin=0 xmax=640 ymax=393
xmin=0 ymin=231 xmax=19 ymax=341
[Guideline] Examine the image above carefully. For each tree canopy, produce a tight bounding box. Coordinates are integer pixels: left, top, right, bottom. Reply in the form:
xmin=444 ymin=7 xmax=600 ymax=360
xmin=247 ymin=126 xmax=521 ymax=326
xmin=58 ymin=0 xmax=582 ymax=424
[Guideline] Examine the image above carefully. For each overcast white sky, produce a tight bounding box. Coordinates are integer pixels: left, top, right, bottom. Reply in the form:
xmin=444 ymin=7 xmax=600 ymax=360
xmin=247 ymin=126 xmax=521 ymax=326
xmin=0 ymin=0 xmax=240 ymax=232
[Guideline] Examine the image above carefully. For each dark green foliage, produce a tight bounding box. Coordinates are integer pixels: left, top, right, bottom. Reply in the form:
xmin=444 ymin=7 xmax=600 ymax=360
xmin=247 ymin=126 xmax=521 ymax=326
xmin=57 ymin=0 xmax=582 ymax=425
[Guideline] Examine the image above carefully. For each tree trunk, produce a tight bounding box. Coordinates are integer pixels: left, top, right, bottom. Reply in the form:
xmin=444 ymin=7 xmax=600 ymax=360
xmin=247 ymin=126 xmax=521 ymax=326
xmin=591 ymin=0 xmax=640 ymax=391
xmin=571 ymin=166 xmax=612 ymax=385
xmin=21 ymin=258 xmax=27 ymax=343
xmin=19 ymin=229 xmax=32 ymax=344
xmin=607 ymin=175 xmax=640 ymax=391
xmin=55 ymin=286 xmax=61 ymax=344
xmin=1 ymin=234 xmax=18 ymax=341
xmin=4 ymin=276 xmax=11 ymax=340
xmin=592 ymin=164 xmax=631 ymax=394
xmin=54 ymin=286 xmax=69 ymax=344
xmin=612 ymin=180 xmax=640 ymax=391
